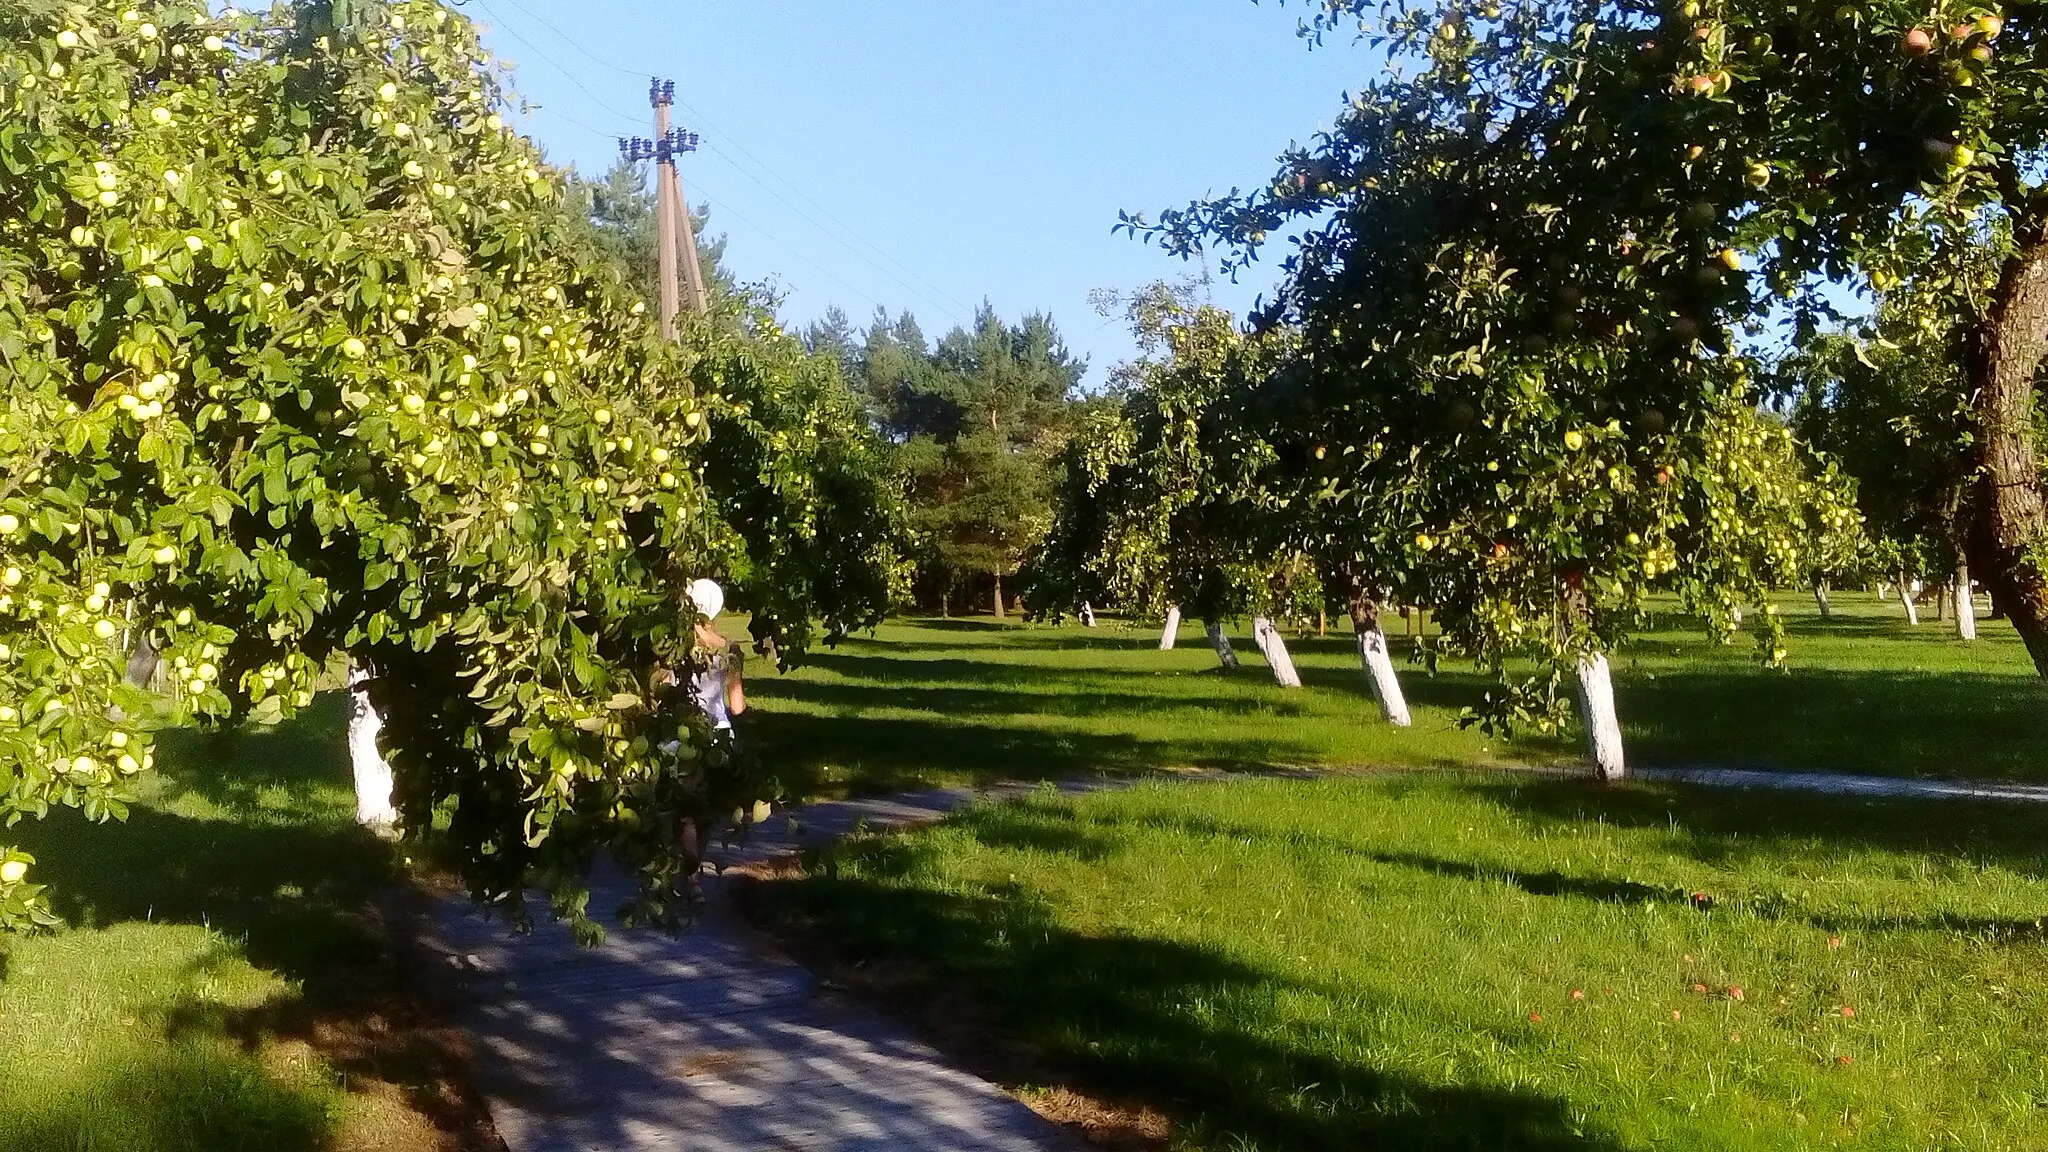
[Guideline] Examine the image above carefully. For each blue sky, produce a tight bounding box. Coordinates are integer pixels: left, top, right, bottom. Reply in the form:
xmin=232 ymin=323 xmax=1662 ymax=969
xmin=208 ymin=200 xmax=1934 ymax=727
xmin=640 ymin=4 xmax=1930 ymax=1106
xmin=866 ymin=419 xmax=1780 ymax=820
xmin=461 ymin=0 xmax=1376 ymax=384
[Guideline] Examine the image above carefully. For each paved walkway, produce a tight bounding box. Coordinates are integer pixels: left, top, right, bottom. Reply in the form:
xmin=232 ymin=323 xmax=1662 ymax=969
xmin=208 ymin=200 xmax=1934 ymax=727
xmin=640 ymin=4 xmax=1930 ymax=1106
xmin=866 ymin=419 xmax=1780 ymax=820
xmin=428 ymin=782 xmax=1126 ymax=1152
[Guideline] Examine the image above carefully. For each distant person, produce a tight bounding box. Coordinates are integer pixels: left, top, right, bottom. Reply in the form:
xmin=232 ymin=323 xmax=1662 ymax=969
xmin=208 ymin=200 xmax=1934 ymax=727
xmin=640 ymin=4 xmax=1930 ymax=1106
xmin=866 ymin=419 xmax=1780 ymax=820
xmin=653 ymin=577 xmax=746 ymax=738
xmin=686 ymin=577 xmax=745 ymax=734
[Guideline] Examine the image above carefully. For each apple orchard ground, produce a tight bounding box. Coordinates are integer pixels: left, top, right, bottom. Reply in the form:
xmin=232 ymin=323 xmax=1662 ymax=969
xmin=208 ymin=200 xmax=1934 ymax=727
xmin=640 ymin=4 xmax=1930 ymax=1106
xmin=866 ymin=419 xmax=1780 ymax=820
xmin=2 ymin=590 xmax=2046 ymax=1150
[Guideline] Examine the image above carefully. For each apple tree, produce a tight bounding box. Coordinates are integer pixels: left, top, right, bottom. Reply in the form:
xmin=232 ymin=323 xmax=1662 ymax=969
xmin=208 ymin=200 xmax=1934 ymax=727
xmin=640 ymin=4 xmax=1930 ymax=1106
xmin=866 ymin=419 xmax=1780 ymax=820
xmin=1025 ymin=285 xmax=1315 ymax=684
xmin=1126 ymin=0 xmax=1864 ymax=775
xmin=685 ymin=305 xmax=911 ymax=664
xmin=1221 ymin=0 xmax=2048 ymax=675
xmin=0 ymin=0 xmax=887 ymax=932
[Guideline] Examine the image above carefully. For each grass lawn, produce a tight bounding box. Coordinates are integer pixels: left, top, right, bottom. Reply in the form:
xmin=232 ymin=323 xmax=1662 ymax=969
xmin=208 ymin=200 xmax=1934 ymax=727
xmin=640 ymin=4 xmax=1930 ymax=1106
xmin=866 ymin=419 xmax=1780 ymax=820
xmin=742 ymin=771 xmax=2048 ymax=1151
xmin=744 ymin=590 xmax=2048 ymax=795
xmin=0 ymin=697 xmax=495 ymax=1152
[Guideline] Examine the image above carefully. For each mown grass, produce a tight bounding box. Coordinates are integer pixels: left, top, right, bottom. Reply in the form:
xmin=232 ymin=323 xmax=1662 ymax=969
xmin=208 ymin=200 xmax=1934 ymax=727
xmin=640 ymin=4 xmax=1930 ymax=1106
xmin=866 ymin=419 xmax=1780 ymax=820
xmin=0 ymin=696 xmax=494 ymax=1152
xmin=744 ymin=771 xmax=2048 ymax=1151
xmin=745 ymin=590 xmax=2048 ymax=795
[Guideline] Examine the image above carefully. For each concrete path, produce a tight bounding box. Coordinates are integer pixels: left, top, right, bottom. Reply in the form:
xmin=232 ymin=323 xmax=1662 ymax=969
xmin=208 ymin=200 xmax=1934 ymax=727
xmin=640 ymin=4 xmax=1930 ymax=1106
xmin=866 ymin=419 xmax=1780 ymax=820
xmin=1637 ymin=766 xmax=2048 ymax=803
xmin=428 ymin=781 xmax=1127 ymax=1152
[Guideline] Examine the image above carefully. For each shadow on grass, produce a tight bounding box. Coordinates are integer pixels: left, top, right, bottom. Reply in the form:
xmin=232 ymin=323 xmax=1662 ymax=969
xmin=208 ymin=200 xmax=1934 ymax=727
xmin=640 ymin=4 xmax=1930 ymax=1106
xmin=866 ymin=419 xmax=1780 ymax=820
xmin=1620 ymin=668 xmax=2048 ymax=780
xmin=762 ymin=666 xmax=1318 ymax=720
xmin=1463 ymin=775 xmax=2048 ymax=876
xmin=745 ymin=709 xmax=1333 ymax=800
xmin=0 ymin=1045 xmax=332 ymax=1152
xmin=3 ymin=697 xmax=495 ymax=1152
xmin=742 ymin=855 xmax=1623 ymax=1152
xmin=145 ymin=695 xmax=357 ymax=817
xmin=904 ymin=617 xmax=1017 ymax=632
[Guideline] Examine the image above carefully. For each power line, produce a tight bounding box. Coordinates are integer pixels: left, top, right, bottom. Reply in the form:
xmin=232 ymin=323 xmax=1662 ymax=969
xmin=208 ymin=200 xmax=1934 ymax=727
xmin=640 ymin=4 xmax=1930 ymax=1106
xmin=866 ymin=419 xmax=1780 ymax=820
xmin=687 ymin=177 xmax=888 ymax=318
xmin=512 ymin=100 xmax=634 ymax=143
xmin=689 ymin=137 xmax=974 ymax=331
xmin=467 ymin=1 xmax=647 ymax=126
xmin=464 ymin=0 xmax=982 ymax=330
xmin=483 ymin=0 xmax=649 ymax=79
xmin=673 ymin=97 xmax=986 ymax=323
xmin=504 ymin=102 xmax=889 ymax=320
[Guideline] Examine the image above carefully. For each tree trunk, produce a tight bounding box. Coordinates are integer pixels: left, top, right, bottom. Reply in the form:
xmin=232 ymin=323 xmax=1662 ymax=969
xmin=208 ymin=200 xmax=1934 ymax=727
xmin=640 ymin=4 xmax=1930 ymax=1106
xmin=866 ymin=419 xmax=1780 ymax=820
xmin=1349 ymin=598 xmax=1411 ymax=727
xmin=993 ymin=571 xmax=1005 ymax=619
xmin=1251 ymin=616 xmax=1302 ymax=688
xmin=1934 ymin=578 xmax=1945 ymax=621
xmin=1080 ymin=601 xmax=1096 ymax=627
xmin=1971 ymin=238 xmax=2048 ymax=674
xmin=124 ymin=634 xmax=159 ymax=688
xmin=348 ymin=661 xmax=398 ymax=830
xmin=1812 ymin=581 xmax=1831 ymax=620
xmin=1574 ymin=652 xmax=1627 ymax=781
xmin=1159 ymin=605 xmax=1181 ymax=650
xmin=1205 ymin=621 xmax=1239 ymax=671
xmin=1899 ymin=579 xmax=1920 ymax=626
xmin=1957 ymin=560 xmax=1978 ymax=641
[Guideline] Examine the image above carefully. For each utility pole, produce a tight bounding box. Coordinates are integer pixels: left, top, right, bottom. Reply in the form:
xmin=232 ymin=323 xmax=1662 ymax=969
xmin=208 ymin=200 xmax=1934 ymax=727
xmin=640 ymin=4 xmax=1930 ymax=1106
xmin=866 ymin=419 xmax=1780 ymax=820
xmin=620 ymin=79 xmax=708 ymax=340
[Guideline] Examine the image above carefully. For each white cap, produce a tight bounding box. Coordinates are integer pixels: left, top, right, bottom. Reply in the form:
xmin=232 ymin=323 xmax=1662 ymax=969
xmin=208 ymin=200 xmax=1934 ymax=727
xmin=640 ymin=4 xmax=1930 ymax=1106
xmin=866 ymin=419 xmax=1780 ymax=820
xmin=687 ymin=577 xmax=725 ymax=621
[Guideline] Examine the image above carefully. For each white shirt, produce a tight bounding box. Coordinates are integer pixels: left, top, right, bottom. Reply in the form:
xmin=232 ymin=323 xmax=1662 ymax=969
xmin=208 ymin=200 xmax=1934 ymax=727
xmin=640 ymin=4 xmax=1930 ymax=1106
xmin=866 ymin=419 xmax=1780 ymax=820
xmin=693 ymin=651 xmax=734 ymax=730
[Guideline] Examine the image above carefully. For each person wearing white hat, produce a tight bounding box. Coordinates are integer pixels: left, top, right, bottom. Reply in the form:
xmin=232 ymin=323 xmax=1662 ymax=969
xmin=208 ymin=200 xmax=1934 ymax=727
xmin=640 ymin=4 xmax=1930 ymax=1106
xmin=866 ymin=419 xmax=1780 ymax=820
xmin=684 ymin=577 xmax=745 ymax=732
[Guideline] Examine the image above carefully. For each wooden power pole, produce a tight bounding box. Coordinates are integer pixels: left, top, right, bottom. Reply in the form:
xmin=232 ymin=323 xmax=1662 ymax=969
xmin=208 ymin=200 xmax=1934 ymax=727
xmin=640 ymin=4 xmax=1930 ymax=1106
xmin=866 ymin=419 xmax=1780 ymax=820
xmin=621 ymin=77 xmax=709 ymax=339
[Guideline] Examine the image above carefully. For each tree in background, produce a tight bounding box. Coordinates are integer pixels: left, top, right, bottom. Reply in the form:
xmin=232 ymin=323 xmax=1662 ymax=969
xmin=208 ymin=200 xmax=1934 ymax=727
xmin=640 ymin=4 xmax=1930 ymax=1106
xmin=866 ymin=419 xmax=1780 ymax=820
xmin=580 ymin=156 xmax=732 ymax=307
xmin=1024 ymin=285 xmax=1317 ymax=687
xmin=845 ymin=307 xmax=1088 ymax=616
xmin=1783 ymin=320 xmax=1976 ymax=629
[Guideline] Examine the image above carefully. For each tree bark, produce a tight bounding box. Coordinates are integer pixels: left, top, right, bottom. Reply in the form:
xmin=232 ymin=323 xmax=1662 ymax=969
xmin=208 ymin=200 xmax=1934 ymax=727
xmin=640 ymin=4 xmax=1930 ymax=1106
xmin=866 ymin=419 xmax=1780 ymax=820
xmin=1899 ymin=578 xmax=1920 ymax=626
xmin=1159 ymin=604 xmax=1181 ymax=650
xmin=1575 ymin=652 xmax=1627 ymax=781
xmin=1956 ymin=560 xmax=1978 ymax=641
xmin=1971 ymin=238 xmax=2048 ymax=674
xmin=348 ymin=661 xmax=398 ymax=830
xmin=1349 ymin=597 xmax=1411 ymax=726
xmin=1812 ymin=581 xmax=1831 ymax=620
xmin=1205 ymin=621 xmax=1240 ymax=671
xmin=1251 ymin=616 xmax=1302 ymax=688
xmin=992 ymin=571 xmax=1005 ymax=619
xmin=124 ymin=634 xmax=159 ymax=688
xmin=1080 ymin=601 xmax=1096 ymax=627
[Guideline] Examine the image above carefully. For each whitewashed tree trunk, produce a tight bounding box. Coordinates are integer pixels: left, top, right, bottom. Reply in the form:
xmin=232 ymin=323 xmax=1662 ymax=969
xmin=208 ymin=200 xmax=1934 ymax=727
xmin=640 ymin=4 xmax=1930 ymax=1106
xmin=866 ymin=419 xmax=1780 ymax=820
xmin=1899 ymin=581 xmax=1920 ymax=626
xmin=1159 ymin=605 xmax=1181 ymax=650
xmin=1251 ymin=616 xmax=1303 ymax=688
xmin=1956 ymin=562 xmax=1977 ymax=641
xmin=348 ymin=662 xmax=398 ymax=830
xmin=1812 ymin=581 xmax=1831 ymax=620
xmin=1356 ymin=623 xmax=1411 ymax=726
xmin=1574 ymin=652 xmax=1626 ymax=781
xmin=1205 ymin=622 xmax=1240 ymax=671
xmin=1079 ymin=601 xmax=1096 ymax=627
